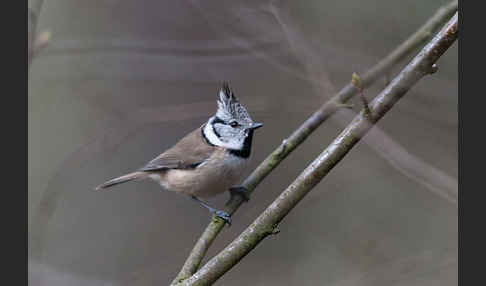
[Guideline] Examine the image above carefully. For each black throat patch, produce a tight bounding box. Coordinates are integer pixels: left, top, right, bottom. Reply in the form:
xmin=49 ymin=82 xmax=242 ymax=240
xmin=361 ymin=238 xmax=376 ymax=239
xmin=228 ymin=130 xmax=254 ymax=159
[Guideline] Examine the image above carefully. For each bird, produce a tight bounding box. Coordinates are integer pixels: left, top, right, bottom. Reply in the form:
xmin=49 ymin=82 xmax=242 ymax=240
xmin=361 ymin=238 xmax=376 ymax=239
xmin=95 ymin=82 xmax=263 ymax=224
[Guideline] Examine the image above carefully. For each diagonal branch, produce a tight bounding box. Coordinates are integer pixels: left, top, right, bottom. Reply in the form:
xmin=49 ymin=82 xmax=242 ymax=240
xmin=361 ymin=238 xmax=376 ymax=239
xmin=170 ymin=1 xmax=457 ymax=284
xmin=177 ymin=12 xmax=458 ymax=286
xmin=270 ymin=0 xmax=457 ymax=206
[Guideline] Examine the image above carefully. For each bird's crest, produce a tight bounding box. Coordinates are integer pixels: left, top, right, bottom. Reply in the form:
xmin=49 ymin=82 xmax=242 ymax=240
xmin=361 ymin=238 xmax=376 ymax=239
xmin=216 ymin=82 xmax=251 ymax=123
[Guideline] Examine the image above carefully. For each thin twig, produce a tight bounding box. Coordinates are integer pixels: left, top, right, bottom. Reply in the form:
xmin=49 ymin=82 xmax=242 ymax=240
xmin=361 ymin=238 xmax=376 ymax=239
xmin=178 ymin=13 xmax=458 ymax=286
xmin=351 ymin=72 xmax=372 ymax=117
xmin=170 ymin=2 xmax=457 ymax=284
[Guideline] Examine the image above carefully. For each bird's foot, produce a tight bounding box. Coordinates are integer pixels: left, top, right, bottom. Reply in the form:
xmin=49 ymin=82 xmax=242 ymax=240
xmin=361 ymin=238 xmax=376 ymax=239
xmin=191 ymin=195 xmax=231 ymax=226
xmin=212 ymin=209 xmax=232 ymax=225
xmin=226 ymin=186 xmax=250 ymax=206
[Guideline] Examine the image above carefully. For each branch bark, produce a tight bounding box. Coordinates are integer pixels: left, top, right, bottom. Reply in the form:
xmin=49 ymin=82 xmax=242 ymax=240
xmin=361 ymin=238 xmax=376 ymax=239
xmin=176 ymin=12 xmax=458 ymax=286
xmin=170 ymin=1 xmax=457 ymax=284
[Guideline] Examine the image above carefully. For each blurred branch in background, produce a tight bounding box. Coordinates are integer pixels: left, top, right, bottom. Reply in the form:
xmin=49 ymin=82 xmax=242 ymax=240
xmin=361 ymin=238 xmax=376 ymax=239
xmin=177 ymin=12 xmax=458 ymax=286
xmin=28 ymin=0 xmax=50 ymax=68
xmin=330 ymin=248 xmax=456 ymax=286
xmin=171 ymin=1 xmax=457 ymax=284
xmin=342 ymin=74 xmax=457 ymax=205
xmin=338 ymin=110 xmax=458 ymax=204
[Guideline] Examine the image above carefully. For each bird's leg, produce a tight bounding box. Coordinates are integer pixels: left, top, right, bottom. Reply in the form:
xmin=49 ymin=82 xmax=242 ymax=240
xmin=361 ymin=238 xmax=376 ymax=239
xmin=227 ymin=186 xmax=250 ymax=206
xmin=191 ymin=195 xmax=231 ymax=225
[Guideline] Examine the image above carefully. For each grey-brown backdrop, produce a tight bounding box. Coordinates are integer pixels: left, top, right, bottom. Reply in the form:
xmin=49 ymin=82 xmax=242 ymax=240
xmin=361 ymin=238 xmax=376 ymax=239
xmin=29 ymin=0 xmax=457 ymax=285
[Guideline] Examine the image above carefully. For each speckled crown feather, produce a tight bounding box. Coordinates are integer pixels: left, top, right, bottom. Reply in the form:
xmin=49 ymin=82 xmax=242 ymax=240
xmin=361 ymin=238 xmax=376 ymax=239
xmin=215 ymin=82 xmax=252 ymax=123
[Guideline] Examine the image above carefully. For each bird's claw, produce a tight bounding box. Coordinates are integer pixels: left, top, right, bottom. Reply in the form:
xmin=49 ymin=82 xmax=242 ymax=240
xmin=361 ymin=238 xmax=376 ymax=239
xmin=213 ymin=210 xmax=232 ymax=226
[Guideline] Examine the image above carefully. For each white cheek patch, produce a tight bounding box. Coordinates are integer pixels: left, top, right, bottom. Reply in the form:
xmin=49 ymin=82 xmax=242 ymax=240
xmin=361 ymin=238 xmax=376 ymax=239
xmin=203 ymin=123 xmax=243 ymax=150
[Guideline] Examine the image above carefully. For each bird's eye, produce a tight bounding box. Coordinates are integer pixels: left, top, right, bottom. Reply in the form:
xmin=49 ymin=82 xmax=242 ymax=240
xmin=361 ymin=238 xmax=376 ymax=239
xmin=229 ymin=121 xmax=238 ymax=127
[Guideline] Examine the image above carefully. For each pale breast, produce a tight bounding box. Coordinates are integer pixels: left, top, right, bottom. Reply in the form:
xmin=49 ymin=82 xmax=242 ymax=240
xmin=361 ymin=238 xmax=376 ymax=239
xmin=164 ymin=149 xmax=248 ymax=198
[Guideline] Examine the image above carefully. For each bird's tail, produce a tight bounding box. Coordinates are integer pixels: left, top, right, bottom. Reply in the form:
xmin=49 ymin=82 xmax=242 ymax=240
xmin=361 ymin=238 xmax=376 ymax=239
xmin=95 ymin=171 xmax=148 ymax=190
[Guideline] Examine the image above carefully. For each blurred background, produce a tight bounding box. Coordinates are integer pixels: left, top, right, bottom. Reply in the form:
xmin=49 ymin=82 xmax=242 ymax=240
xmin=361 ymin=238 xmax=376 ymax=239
xmin=28 ymin=0 xmax=457 ymax=285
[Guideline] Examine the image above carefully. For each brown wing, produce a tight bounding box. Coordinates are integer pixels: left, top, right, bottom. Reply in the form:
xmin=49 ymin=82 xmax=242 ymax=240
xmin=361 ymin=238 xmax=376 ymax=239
xmin=140 ymin=126 xmax=218 ymax=171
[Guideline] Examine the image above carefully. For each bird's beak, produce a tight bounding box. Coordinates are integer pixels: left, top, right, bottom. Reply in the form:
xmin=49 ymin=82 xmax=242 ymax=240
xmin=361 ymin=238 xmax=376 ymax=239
xmin=249 ymin=122 xmax=263 ymax=130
